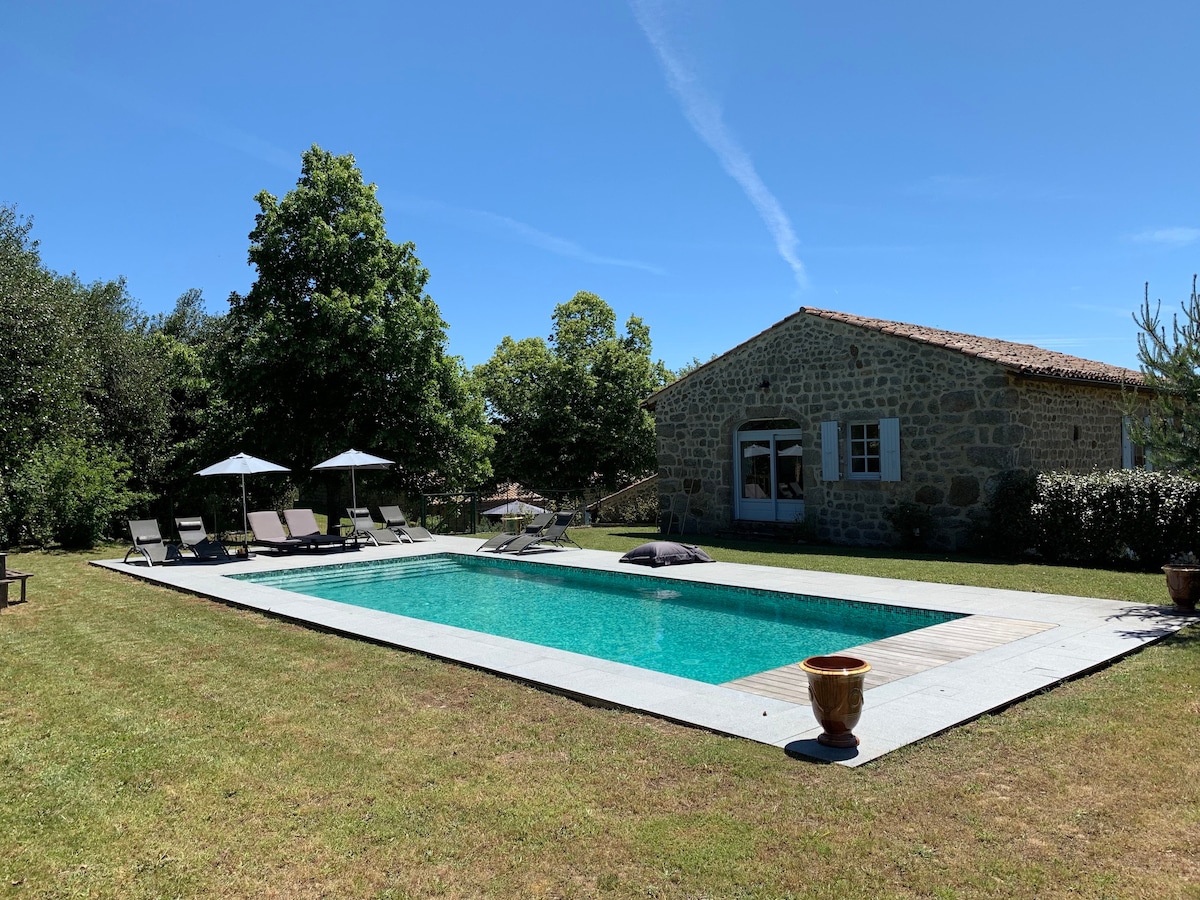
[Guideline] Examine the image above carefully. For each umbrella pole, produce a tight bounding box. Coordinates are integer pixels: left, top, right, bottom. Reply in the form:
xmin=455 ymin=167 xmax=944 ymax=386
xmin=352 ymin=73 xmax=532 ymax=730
xmin=241 ymin=473 xmax=249 ymax=556
xmin=351 ymin=468 xmax=357 ymax=515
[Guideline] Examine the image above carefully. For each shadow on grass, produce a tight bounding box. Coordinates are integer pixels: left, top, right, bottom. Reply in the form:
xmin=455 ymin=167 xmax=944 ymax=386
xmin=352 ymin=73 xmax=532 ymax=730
xmin=783 ymin=738 xmax=860 ymax=764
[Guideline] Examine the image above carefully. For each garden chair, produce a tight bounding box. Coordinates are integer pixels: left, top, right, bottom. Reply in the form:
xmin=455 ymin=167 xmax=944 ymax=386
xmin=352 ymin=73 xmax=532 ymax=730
xmin=247 ymin=511 xmax=308 ymax=553
xmin=123 ymin=520 xmax=183 ymax=567
xmin=477 ymin=511 xmax=555 ymax=552
xmin=378 ymin=506 xmax=434 ymax=542
xmin=495 ymin=510 xmax=580 ymax=554
xmin=174 ymin=517 xmax=231 ymax=560
xmin=283 ymin=508 xmax=352 ymax=549
xmin=346 ymin=507 xmax=402 ymax=546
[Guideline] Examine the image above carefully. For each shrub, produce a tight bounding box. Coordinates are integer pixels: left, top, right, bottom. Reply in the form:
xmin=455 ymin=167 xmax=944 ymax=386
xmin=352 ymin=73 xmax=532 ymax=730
xmin=882 ymin=501 xmax=934 ymax=550
xmin=981 ymin=470 xmax=1039 ymax=558
xmin=7 ymin=438 xmax=149 ymax=549
xmin=597 ymin=492 xmax=659 ymax=524
xmin=985 ymin=468 xmax=1200 ymax=570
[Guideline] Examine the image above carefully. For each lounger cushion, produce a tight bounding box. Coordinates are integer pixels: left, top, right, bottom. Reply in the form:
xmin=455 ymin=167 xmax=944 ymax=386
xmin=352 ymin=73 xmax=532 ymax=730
xmin=619 ymin=541 xmax=715 ymax=567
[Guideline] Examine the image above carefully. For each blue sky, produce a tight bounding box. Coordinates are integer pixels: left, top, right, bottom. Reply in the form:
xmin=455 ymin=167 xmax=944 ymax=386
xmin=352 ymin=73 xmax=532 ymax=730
xmin=4 ymin=1 xmax=1197 ymax=373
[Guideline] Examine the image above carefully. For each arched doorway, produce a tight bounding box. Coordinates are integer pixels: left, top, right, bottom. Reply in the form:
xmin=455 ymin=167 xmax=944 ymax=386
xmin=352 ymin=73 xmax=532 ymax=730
xmin=734 ymin=419 xmax=804 ymax=523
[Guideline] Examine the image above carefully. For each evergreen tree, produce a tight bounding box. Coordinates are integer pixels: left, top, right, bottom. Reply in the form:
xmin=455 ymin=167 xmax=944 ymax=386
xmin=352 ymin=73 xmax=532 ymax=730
xmin=1131 ymin=275 xmax=1200 ymax=476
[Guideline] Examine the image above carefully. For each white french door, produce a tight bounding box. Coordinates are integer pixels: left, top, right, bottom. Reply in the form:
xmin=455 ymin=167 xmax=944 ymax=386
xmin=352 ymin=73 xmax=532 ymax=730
xmin=734 ymin=428 xmax=804 ymax=522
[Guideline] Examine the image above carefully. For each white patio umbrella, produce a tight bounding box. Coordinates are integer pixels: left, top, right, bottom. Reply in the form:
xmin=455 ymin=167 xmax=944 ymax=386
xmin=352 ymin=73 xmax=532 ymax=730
xmin=311 ymin=449 xmax=395 ymax=512
xmin=481 ymin=500 xmax=546 ymax=518
xmin=196 ymin=452 xmax=290 ymax=551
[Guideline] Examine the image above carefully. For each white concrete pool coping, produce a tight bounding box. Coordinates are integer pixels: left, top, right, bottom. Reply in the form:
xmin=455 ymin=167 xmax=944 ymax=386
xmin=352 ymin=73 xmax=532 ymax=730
xmin=92 ymin=537 xmax=1196 ymax=766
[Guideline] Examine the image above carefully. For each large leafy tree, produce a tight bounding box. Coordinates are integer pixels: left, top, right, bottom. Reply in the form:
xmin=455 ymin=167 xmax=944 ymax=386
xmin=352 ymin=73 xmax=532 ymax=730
xmin=145 ymin=289 xmax=234 ymax=514
xmin=222 ymin=145 xmax=492 ymax=522
xmin=0 ymin=204 xmax=160 ymax=546
xmin=475 ymin=291 xmax=669 ymax=493
xmin=1131 ymin=275 xmax=1200 ymax=475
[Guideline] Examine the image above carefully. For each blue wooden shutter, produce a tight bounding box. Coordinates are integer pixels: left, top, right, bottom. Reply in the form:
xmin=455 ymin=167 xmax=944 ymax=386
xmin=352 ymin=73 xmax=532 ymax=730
xmin=880 ymin=417 xmax=901 ymax=482
xmin=820 ymin=421 xmax=840 ymax=481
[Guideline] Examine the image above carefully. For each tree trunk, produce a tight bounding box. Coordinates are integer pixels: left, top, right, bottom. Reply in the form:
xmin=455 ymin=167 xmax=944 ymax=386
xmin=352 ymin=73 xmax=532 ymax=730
xmin=323 ymin=475 xmax=341 ymax=535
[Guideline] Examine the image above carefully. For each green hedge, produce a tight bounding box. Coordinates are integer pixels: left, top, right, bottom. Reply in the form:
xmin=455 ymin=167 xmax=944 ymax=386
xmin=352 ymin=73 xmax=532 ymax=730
xmin=984 ymin=469 xmax=1200 ymax=570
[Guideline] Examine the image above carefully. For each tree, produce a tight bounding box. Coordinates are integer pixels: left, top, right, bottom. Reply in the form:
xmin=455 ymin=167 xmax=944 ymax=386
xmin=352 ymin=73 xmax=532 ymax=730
xmin=0 ymin=204 xmax=157 ymax=546
xmin=475 ymin=291 xmax=670 ymax=493
xmin=222 ymin=145 xmax=493 ymax=524
xmin=1131 ymin=275 xmax=1200 ymax=476
xmin=145 ymin=289 xmax=233 ymax=511
xmin=673 ymin=353 xmax=719 ymax=380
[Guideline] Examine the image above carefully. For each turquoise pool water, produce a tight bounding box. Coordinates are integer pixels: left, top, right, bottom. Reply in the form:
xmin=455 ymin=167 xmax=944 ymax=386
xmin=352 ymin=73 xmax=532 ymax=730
xmin=233 ymin=554 xmax=960 ymax=684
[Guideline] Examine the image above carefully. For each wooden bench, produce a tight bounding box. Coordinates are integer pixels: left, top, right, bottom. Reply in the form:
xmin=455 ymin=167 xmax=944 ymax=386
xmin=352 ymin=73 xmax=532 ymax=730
xmin=0 ymin=555 xmax=31 ymax=608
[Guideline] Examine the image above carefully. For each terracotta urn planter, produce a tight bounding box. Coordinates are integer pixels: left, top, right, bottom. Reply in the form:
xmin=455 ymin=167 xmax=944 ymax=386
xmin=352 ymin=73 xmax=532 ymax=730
xmin=1162 ymin=565 xmax=1200 ymax=612
xmin=799 ymin=654 xmax=871 ymax=748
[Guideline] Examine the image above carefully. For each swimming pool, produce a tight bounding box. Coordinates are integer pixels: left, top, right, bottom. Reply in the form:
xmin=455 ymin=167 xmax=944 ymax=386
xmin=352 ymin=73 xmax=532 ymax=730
xmin=235 ymin=553 xmax=960 ymax=683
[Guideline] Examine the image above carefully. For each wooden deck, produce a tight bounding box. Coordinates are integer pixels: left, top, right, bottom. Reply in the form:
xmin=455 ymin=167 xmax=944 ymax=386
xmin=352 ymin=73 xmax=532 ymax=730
xmin=724 ymin=615 xmax=1056 ymax=704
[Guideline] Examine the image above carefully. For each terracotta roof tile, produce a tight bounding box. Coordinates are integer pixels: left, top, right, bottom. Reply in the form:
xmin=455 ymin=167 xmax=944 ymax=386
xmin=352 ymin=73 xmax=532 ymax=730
xmin=802 ymin=307 xmax=1142 ymax=385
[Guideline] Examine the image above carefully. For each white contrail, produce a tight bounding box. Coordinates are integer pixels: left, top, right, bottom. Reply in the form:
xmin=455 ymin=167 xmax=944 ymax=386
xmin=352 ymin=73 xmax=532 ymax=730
xmin=1129 ymin=227 xmax=1200 ymax=248
xmin=630 ymin=0 xmax=807 ymax=287
xmin=471 ymin=209 xmax=667 ymax=274
xmin=395 ymin=198 xmax=666 ymax=274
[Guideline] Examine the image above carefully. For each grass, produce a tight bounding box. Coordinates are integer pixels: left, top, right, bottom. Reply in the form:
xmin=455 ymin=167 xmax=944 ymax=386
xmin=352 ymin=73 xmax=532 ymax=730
xmin=1 ymin=531 xmax=1197 ymax=899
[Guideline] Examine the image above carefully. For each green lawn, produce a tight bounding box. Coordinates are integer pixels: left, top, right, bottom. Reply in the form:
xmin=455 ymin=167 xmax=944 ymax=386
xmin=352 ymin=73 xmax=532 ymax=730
xmin=1 ymin=531 xmax=1197 ymax=899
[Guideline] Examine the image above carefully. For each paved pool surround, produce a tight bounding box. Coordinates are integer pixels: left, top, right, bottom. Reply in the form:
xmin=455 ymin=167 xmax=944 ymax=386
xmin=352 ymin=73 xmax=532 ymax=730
xmin=93 ymin=537 xmax=1194 ymax=766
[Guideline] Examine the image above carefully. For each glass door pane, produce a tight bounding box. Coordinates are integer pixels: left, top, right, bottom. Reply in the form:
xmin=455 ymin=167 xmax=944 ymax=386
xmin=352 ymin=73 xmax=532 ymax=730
xmin=740 ymin=439 xmax=771 ymax=499
xmin=775 ymin=437 xmax=803 ymax=500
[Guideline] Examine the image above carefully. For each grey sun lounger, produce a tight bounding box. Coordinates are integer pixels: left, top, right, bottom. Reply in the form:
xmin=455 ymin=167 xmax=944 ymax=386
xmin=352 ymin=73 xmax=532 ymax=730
xmin=247 ymin=511 xmax=309 ymax=552
xmin=378 ymin=506 xmax=434 ymax=542
xmin=495 ymin=510 xmax=580 ymax=554
xmin=283 ymin=508 xmax=353 ymax=549
xmin=124 ymin=520 xmax=183 ymax=567
xmin=174 ymin=517 xmax=231 ymax=560
xmin=477 ymin=511 xmax=555 ymax=552
xmin=346 ymin=507 xmax=403 ymax=546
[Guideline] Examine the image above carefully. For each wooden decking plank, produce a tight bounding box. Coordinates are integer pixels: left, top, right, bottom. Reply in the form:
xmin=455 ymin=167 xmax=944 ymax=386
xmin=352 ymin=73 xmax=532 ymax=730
xmin=724 ymin=613 xmax=1058 ymax=702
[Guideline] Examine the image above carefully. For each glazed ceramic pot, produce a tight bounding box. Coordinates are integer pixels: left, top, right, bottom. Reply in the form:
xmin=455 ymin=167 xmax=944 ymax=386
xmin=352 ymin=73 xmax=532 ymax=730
xmin=1162 ymin=565 xmax=1200 ymax=612
xmin=799 ymin=655 xmax=871 ymax=748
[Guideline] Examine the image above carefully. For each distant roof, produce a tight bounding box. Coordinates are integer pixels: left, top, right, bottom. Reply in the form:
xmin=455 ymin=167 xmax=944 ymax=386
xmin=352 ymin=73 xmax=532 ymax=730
xmin=482 ymin=482 xmax=545 ymax=503
xmin=647 ymin=306 xmax=1143 ymax=407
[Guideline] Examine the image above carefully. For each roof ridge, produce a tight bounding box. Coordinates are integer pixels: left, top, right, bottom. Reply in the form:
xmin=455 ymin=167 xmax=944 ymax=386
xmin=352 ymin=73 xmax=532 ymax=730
xmin=799 ymin=307 xmax=1141 ymax=385
xmin=643 ymin=305 xmax=1142 ymax=409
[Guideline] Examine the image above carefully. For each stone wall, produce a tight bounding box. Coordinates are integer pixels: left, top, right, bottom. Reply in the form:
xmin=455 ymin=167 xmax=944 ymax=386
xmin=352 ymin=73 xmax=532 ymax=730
xmin=651 ymin=312 xmax=1132 ymax=550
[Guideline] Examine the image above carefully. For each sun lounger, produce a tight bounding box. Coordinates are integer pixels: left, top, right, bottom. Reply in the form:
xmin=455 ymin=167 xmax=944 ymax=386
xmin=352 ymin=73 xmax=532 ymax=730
xmin=247 ymin=511 xmax=309 ymax=553
xmin=378 ymin=506 xmax=434 ymax=542
xmin=346 ymin=507 xmax=403 ymax=546
xmin=495 ymin=510 xmax=579 ymax=554
xmin=174 ymin=517 xmax=231 ymax=560
xmin=477 ymin=511 xmax=555 ymax=552
xmin=283 ymin=508 xmax=353 ymax=549
xmin=123 ymin=520 xmax=183 ymax=567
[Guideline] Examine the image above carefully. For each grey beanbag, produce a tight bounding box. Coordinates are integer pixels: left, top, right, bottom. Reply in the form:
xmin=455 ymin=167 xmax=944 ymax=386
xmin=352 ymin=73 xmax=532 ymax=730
xmin=619 ymin=541 xmax=715 ymax=567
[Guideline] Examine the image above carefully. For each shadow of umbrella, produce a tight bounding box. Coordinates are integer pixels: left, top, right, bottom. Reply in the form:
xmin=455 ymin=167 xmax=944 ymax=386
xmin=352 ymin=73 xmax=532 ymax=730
xmin=311 ymin=449 xmax=395 ymax=516
xmin=196 ymin=452 xmax=290 ymax=555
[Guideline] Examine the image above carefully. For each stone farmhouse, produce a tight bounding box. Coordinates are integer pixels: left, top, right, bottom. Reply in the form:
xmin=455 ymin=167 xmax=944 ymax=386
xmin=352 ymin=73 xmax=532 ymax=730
xmin=644 ymin=307 xmax=1146 ymax=550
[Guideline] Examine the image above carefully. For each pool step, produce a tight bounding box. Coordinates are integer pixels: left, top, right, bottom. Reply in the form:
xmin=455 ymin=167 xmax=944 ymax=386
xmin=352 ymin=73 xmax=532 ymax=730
xmin=245 ymin=555 xmax=464 ymax=590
